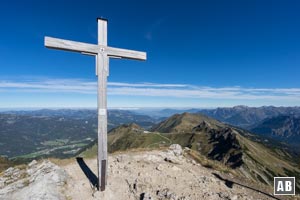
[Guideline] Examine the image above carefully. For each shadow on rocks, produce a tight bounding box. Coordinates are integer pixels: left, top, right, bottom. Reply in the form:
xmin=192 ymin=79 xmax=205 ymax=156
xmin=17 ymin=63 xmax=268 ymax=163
xmin=212 ymin=173 xmax=282 ymax=200
xmin=76 ymin=157 xmax=98 ymax=190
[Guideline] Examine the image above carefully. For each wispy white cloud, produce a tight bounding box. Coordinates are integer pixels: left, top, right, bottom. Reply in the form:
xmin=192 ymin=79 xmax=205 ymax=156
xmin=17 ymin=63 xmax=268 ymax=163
xmin=0 ymin=79 xmax=96 ymax=93
xmin=0 ymin=78 xmax=300 ymax=101
xmin=108 ymin=82 xmax=188 ymax=88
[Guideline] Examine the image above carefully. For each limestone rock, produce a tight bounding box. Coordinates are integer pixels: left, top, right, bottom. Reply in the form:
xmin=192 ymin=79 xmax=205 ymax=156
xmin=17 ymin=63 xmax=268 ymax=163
xmin=0 ymin=160 xmax=68 ymax=200
xmin=28 ymin=160 xmax=37 ymax=168
xmin=169 ymin=144 xmax=183 ymax=156
xmin=156 ymin=164 xmax=163 ymax=171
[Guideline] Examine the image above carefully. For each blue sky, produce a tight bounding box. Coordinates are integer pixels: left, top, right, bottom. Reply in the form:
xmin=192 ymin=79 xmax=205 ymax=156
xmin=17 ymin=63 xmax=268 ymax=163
xmin=0 ymin=0 xmax=300 ymax=108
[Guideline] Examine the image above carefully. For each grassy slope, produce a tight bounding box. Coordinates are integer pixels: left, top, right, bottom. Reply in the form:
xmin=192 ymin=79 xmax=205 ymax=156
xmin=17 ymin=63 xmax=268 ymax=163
xmin=80 ymin=124 xmax=171 ymax=158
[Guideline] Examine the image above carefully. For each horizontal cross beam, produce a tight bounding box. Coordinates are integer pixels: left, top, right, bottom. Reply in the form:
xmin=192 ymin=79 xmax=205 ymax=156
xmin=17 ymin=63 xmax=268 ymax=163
xmin=106 ymin=46 xmax=146 ymax=60
xmin=45 ymin=36 xmax=98 ymax=54
xmin=45 ymin=36 xmax=146 ymax=60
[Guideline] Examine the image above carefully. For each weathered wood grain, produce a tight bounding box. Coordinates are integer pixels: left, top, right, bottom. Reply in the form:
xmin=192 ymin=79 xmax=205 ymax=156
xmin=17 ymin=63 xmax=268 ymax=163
xmin=97 ymin=19 xmax=108 ymax=191
xmin=106 ymin=46 xmax=146 ymax=60
xmin=45 ymin=37 xmax=146 ymax=60
xmin=45 ymin=36 xmax=98 ymax=54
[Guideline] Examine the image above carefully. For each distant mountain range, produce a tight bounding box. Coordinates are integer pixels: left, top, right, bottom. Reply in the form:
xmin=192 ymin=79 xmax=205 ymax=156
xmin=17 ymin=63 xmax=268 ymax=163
xmin=2 ymin=109 xmax=157 ymax=129
xmin=251 ymin=115 xmax=300 ymax=146
xmin=132 ymin=108 xmax=200 ymax=119
xmin=198 ymin=106 xmax=300 ymax=147
xmin=198 ymin=105 xmax=300 ymax=128
xmin=132 ymin=106 xmax=300 ymax=129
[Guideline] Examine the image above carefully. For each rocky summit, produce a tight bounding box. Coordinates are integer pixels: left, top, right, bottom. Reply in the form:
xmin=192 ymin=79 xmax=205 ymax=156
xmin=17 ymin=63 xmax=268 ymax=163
xmin=1 ymin=144 xmax=291 ymax=200
xmin=65 ymin=144 xmax=278 ymax=200
xmin=0 ymin=160 xmax=68 ymax=200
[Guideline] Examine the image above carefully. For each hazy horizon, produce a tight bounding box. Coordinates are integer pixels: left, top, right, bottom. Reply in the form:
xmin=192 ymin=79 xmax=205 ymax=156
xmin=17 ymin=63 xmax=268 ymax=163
xmin=1 ymin=104 xmax=300 ymax=112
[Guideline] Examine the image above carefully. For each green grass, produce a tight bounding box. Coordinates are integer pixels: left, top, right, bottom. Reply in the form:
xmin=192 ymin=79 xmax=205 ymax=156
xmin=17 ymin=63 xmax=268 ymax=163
xmin=109 ymin=132 xmax=171 ymax=153
xmin=80 ymin=132 xmax=171 ymax=158
xmin=79 ymin=144 xmax=98 ymax=158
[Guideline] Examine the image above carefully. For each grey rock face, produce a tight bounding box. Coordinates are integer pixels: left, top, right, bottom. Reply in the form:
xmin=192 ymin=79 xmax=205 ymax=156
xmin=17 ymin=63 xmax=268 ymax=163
xmin=0 ymin=160 xmax=68 ymax=200
xmin=163 ymin=144 xmax=184 ymax=165
xmin=157 ymin=188 xmax=177 ymax=200
xmin=169 ymin=144 xmax=183 ymax=156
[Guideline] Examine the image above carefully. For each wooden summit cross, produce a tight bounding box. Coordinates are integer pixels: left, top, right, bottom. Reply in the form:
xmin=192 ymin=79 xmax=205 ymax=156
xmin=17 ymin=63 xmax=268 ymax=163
xmin=44 ymin=18 xmax=146 ymax=191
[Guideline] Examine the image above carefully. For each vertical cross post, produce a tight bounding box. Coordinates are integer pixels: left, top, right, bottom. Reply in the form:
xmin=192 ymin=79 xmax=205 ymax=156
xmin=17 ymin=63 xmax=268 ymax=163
xmin=97 ymin=18 xmax=108 ymax=191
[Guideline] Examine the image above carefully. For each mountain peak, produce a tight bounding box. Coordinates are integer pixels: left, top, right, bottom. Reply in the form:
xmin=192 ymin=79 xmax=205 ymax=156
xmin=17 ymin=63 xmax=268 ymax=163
xmin=111 ymin=123 xmax=143 ymax=133
xmin=123 ymin=123 xmax=142 ymax=129
xmin=151 ymin=112 xmax=222 ymax=133
xmin=233 ymin=105 xmax=249 ymax=109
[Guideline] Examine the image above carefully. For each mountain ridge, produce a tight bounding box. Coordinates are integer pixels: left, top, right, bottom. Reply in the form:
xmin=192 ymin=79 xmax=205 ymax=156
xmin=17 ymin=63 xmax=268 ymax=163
xmin=88 ymin=112 xmax=300 ymax=193
xmin=198 ymin=106 xmax=300 ymax=128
